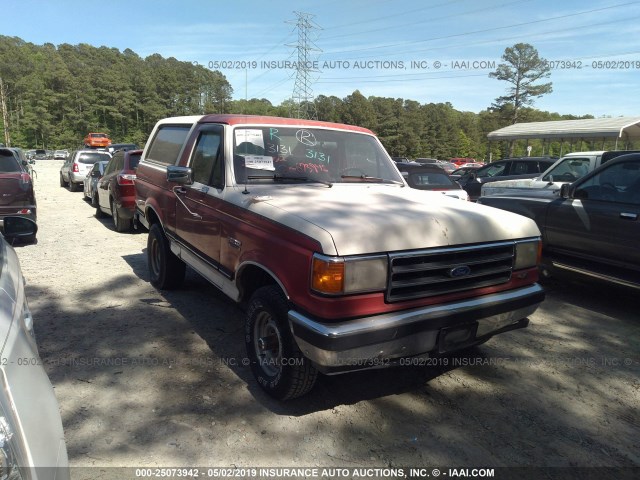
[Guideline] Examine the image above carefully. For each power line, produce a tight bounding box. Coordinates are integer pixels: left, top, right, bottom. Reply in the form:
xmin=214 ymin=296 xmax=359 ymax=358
xmin=322 ymin=1 xmax=640 ymax=55
xmin=322 ymin=0 xmax=466 ymax=32
xmin=323 ymin=0 xmax=528 ymax=40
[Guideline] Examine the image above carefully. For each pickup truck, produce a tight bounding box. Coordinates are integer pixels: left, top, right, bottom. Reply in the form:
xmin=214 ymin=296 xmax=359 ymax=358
xmin=481 ymin=150 xmax=640 ymax=197
xmin=478 ymin=153 xmax=640 ymax=289
xmin=456 ymin=156 xmax=556 ymax=201
xmin=135 ymin=114 xmax=545 ymax=400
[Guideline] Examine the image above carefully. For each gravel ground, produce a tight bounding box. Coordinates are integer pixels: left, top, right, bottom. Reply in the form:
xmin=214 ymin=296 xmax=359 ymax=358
xmin=12 ymin=161 xmax=640 ymax=478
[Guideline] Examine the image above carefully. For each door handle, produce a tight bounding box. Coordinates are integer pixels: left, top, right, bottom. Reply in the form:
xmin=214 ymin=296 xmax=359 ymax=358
xmin=172 ymin=186 xmax=201 ymax=219
xmin=619 ymin=212 xmax=638 ymax=220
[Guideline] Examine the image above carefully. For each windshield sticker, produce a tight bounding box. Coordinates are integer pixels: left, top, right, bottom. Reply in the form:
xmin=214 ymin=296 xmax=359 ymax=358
xmin=296 ymin=129 xmax=317 ymax=146
xmin=235 ymin=129 xmax=265 ymax=149
xmin=244 ymin=155 xmax=275 ymax=171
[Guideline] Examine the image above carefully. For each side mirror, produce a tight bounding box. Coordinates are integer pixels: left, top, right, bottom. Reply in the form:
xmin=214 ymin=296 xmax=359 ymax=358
xmin=29 ymin=159 xmax=35 ymax=165
xmin=560 ymin=183 xmax=571 ymax=199
xmin=167 ymin=165 xmax=193 ymax=185
xmin=547 ymin=175 xmax=554 ymax=185
xmin=2 ymin=216 xmax=37 ymax=238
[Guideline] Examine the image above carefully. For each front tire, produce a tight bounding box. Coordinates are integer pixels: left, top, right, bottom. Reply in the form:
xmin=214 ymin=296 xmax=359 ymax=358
xmin=147 ymin=223 xmax=185 ymax=289
xmin=245 ymin=286 xmax=318 ymax=400
xmin=60 ymin=174 xmax=67 ymax=187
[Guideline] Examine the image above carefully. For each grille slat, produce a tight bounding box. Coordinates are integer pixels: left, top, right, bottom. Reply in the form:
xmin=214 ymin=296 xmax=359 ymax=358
xmin=387 ymin=242 xmax=514 ymax=302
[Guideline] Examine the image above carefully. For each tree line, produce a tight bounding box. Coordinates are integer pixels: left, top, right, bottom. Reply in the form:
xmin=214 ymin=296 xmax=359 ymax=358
xmin=0 ymin=35 xmax=232 ymax=149
xmin=0 ymin=35 xmax=607 ymax=160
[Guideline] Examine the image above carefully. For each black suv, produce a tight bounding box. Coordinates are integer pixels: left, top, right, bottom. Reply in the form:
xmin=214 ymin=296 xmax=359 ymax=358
xmin=457 ymin=156 xmax=556 ymax=201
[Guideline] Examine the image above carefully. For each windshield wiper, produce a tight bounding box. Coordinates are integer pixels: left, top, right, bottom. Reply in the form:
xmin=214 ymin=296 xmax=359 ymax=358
xmin=248 ymin=174 xmax=332 ymax=187
xmin=341 ymin=175 xmax=404 ymax=185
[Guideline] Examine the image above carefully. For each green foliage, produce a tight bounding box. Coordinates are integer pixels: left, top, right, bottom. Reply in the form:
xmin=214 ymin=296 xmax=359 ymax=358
xmin=0 ymin=36 xmax=233 ymax=149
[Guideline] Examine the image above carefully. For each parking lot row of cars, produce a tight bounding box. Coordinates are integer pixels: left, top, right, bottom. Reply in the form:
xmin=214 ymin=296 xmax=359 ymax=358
xmin=60 ymin=146 xmax=141 ymax=232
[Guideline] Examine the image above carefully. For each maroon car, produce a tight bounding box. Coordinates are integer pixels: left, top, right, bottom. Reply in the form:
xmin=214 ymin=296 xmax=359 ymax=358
xmin=96 ymin=149 xmax=141 ymax=232
xmin=0 ymin=148 xmax=37 ymax=241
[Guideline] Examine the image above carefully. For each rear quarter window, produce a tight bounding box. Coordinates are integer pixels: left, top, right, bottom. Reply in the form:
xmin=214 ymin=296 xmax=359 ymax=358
xmin=146 ymin=125 xmax=192 ymax=165
xmin=128 ymin=154 xmax=141 ymax=170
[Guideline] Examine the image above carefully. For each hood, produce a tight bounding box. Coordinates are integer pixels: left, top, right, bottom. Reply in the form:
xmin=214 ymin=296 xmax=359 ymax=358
xmin=235 ymin=184 xmax=541 ymax=256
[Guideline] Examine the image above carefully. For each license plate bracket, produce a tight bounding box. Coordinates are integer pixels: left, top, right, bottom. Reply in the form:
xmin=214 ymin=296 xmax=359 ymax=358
xmin=438 ymin=323 xmax=479 ymax=354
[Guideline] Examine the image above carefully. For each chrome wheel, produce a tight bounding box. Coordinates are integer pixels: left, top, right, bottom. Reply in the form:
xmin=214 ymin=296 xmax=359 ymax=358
xmin=253 ymin=311 xmax=283 ymax=377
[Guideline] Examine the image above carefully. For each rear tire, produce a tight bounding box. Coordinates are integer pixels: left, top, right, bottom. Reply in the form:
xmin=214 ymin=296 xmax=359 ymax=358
xmin=68 ymin=179 xmax=78 ymax=192
xmin=95 ymin=205 xmax=106 ymax=217
xmin=147 ymin=223 xmax=185 ymax=289
xmin=245 ymin=285 xmax=318 ymax=400
xmin=112 ymin=201 xmax=131 ymax=232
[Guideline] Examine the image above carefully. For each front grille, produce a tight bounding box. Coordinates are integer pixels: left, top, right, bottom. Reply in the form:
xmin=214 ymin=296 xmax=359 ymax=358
xmin=387 ymin=242 xmax=514 ymax=302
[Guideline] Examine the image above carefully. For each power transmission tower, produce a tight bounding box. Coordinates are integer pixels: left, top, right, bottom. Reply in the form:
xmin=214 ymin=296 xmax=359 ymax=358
xmin=286 ymin=12 xmax=321 ymax=120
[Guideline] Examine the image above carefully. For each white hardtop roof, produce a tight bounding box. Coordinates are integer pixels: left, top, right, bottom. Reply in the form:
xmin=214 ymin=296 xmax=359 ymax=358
xmin=562 ymin=151 xmax=605 ymax=156
xmin=156 ymin=115 xmax=203 ymax=124
xmin=488 ymin=117 xmax=640 ymax=141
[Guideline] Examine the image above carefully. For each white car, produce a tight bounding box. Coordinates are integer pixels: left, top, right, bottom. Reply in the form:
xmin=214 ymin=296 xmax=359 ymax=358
xmin=53 ymin=150 xmax=68 ymax=160
xmin=0 ymin=216 xmax=69 ymax=479
xmin=60 ymin=149 xmax=111 ymax=192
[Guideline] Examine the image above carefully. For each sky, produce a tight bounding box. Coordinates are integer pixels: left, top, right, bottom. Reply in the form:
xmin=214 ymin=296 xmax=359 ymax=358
xmin=3 ymin=0 xmax=640 ymax=117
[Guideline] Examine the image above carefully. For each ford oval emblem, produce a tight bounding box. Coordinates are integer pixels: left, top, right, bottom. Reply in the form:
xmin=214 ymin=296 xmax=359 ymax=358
xmin=449 ymin=265 xmax=471 ymax=278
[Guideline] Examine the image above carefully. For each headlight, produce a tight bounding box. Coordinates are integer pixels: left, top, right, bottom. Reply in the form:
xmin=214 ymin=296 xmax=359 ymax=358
xmin=0 ymin=414 xmax=23 ymax=480
xmin=514 ymin=239 xmax=541 ymax=270
xmin=311 ymin=254 xmax=387 ymax=295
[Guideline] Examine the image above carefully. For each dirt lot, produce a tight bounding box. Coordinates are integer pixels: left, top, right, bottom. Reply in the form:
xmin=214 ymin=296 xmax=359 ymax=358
xmin=12 ymin=161 xmax=640 ymax=477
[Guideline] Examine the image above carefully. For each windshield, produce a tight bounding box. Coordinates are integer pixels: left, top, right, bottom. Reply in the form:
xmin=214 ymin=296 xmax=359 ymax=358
xmin=232 ymin=126 xmax=403 ymax=185
xmin=542 ymin=157 xmax=591 ymax=182
xmin=476 ymin=163 xmax=506 ymax=177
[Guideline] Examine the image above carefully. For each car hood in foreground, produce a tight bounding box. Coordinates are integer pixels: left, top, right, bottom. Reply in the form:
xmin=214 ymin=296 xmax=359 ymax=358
xmin=233 ymin=184 xmax=541 ymax=256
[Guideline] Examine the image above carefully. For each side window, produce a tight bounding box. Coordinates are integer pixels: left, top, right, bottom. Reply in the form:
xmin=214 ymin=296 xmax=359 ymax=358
xmin=543 ymin=158 xmax=591 ymax=182
xmin=147 ymin=125 xmax=192 ymax=165
xmin=105 ymin=154 xmax=120 ymax=175
xmin=575 ymin=161 xmax=640 ymax=205
xmin=511 ymin=161 xmax=535 ymax=175
xmin=190 ymin=129 xmax=223 ymax=187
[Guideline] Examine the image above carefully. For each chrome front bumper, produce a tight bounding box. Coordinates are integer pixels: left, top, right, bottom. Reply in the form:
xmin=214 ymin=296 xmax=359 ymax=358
xmin=289 ymin=284 xmax=544 ymax=370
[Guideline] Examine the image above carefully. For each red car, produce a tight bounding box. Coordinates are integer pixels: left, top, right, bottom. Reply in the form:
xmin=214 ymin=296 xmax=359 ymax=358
xmin=450 ymin=157 xmax=476 ymax=167
xmin=83 ymin=132 xmax=112 ymax=148
xmin=0 ymin=148 xmax=37 ymax=241
xmin=96 ymin=149 xmax=141 ymax=232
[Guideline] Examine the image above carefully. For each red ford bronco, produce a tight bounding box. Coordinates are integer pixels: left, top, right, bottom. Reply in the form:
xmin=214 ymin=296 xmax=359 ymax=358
xmin=135 ymin=114 xmax=545 ymax=400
